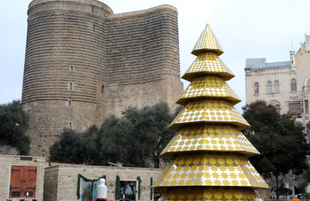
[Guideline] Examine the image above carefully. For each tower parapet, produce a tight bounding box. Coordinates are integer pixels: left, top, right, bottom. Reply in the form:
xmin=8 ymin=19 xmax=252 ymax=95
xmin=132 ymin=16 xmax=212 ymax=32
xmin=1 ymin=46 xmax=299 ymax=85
xmin=299 ymin=33 xmax=310 ymax=53
xmin=28 ymin=0 xmax=113 ymax=13
xmin=290 ymin=50 xmax=296 ymax=69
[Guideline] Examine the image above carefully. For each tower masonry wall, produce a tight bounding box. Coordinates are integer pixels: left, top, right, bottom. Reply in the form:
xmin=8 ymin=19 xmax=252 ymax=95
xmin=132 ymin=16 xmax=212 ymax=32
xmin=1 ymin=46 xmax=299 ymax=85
xmin=23 ymin=0 xmax=109 ymax=155
xmin=104 ymin=5 xmax=182 ymax=117
xmin=22 ymin=0 xmax=183 ymax=156
xmin=28 ymin=0 xmax=113 ymax=15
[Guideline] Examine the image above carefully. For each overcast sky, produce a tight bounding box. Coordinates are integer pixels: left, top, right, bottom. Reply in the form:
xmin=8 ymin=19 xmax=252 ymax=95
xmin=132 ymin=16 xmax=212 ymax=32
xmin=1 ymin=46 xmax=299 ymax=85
xmin=1 ymin=0 xmax=310 ymax=113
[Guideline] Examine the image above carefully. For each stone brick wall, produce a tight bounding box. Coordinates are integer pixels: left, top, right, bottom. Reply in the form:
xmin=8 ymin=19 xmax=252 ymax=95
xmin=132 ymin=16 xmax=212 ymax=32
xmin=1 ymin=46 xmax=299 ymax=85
xmin=104 ymin=5 xmax=183 ymax=117
xmin=22 ymin=0 xmax=183 ymax=156
xmin=23 ymin=0 xmax=111 ymax=155
xmin=43 ymin=164 xmax=162 ymax=201
xmin=0 ymin=146 xmax=19 ymax=155
xmin=43 ymin=165 xmax=59 ymax=201
xmin=0 ymin=155 xmax=46 ymax=201
xmin=255 ymin=189 xmax=270 ymax=201
xmin=24 ymin=101 xmax=105 ymax=155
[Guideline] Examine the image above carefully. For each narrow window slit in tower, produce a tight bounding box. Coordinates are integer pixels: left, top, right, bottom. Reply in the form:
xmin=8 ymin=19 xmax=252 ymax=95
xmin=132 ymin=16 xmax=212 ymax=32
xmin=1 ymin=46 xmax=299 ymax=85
xmin=70 ymin=66 xmax=73 ymax=71
xmin=69 ymin=123 xmax=72 ymax=129
xmin=69 ymin=101 xmax=71 ymax=106
xmin=101 ymin=85 xmax=105 ymax=94
xmin=70 ymin=83 xmax=73 ymax=91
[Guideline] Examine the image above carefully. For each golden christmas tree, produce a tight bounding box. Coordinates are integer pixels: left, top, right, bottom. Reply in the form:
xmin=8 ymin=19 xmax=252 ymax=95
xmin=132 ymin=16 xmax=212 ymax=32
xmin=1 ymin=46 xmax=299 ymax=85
xmin=152 ymin=24 xmax=268 ymax=201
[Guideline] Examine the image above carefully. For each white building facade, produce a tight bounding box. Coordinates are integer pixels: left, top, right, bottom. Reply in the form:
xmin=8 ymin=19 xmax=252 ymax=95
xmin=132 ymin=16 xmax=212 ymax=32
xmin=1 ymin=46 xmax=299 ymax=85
xmin=245 ymin=34 xmax=310 ymax=140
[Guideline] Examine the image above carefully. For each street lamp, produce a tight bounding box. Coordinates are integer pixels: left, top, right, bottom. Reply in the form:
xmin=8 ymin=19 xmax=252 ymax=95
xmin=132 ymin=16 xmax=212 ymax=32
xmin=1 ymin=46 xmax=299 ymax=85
xmin=42 ymin=149 xmax=46 ymax=157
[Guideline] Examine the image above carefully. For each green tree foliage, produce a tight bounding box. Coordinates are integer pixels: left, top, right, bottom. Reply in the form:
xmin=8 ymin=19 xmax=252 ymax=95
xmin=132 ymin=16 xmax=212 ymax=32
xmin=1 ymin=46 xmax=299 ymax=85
xmin=49 ymin=101 xmax=176 ymax=168
xmin=49 ymin=128 xmax=83 ymax=164
xmin=100 ymin=116 xmax=136 ymax=166
xmin=80 ymin=125 xmax=100 ymax=165
xmin=0 ymin=100 xmax=30 ymax=155
xmin=115 ymin=175 xmax=121 ymax=200
xmin=243 ymin=100 xmax=310 ymax=199
xmin=304 ymin=167 xmax=310 ymax=183
xmin=122 ymin=101 xmax=176 ymax=167
xmin=271 ymin=185 xmax=292 ymax=199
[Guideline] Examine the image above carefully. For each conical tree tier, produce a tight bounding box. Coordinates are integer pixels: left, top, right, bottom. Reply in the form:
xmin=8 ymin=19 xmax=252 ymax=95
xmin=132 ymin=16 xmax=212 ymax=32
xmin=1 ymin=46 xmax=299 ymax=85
xmin=182 ymin=52 xmax=234 ymax=82
xmin=177 ymin=75 xmax=241 ymax=106
xmin=153 ymin=24 xmax=268 ymax=201
xmin=152 ymin=152 xmax=268 ymax=188
xmin=158 ymin=187 xmax=261 ymax=201
xmin=161 ymin=124 xmax=259 ymax=157
xmin=191 ymin=24 xmax=224 ymax=56
xmin=169 ymin=99 xmax=250 ymax=130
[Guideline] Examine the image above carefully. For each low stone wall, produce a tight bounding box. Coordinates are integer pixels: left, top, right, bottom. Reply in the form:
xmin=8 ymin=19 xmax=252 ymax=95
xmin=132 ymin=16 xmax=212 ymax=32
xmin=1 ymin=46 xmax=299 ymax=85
xmin=0 ymin=155 xmax=270 ymax=201
xmin=0 ymin=146 xmax=19 ymax=155
xmin=256 ymin=189 xmax=271 ymax=201
xmin=0 ymin=155 xmax=46 ymax=201
xmin=43 ymin=164 xmax=162 ymax=201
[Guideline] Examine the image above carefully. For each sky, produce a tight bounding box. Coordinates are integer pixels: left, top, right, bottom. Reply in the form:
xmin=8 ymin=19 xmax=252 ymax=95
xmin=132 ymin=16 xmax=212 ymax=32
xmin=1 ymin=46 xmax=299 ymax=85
xmin=1 ymin=0 xmax=310 ymax=113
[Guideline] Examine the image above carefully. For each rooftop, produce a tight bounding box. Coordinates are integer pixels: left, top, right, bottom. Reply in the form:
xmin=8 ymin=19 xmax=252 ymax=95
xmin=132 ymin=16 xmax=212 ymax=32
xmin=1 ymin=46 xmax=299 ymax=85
xmin=245 ymin=58 xmax=290 ymax=68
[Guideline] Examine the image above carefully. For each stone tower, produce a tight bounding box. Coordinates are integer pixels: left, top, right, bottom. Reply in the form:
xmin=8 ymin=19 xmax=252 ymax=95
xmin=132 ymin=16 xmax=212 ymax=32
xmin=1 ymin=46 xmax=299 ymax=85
xmin=22 ymin=0 xmax=183 ymax=156
xmin=153 ymin=24 xmax=268 ymax=200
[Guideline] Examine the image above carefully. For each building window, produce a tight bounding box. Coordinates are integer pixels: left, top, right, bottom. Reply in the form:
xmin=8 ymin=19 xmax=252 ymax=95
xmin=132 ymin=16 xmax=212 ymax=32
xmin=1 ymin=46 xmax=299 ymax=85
xmin=69 ymin=101 xmax=71 ymax=106
xmin=289 ymin=103 xmax=301 ymax=116
xmin=306 ymin=100 xmax=309 ymax=114
xmin=275 ymin=104 xmax=280 ymax=114
xmin=267 ymin=81 xmax=272 ymax=93
xmin=69 ymin=83 xmax=73 ymax=91
xmin=254 ymin=82 xmax=259 ymax=94
xmin=274 ymin=80 xmax=279 ymax=92
xmin=120 ymin=181 xmax=136 ymax=201
xmin=69 ymin=123 xmax=72 ymax=129
xmin=291 ymin=79 xmax=297 ymax=91
xmin=70 ymin=66 xmax=73 ymax=72
xmin=270 ymin=101 xmax=280 ymax=114
xmin=101 ymin=85 xmax=104 ymax=94
xmin=92 ymin=6 xmax=94 ymax=13
xmin=307 ymin=79 xmax=310 ymax=92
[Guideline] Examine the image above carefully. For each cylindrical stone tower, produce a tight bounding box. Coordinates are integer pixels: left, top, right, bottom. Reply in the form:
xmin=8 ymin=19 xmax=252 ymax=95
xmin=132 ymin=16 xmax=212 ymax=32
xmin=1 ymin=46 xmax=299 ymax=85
xmin=22 ymin=0 xmax=113 ymax=155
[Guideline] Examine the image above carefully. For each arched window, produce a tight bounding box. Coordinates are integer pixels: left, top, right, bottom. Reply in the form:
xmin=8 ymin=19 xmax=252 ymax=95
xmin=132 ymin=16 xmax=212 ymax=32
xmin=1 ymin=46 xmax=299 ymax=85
xmin=307 ymin=79 xmax=310 ymax=92
xmin=291 ymin=79 xmax=297 ymax=91
xmin=270 ymin=101 xmax=280 ymax=114
xmin=267 ymin=81 xmax=272 ymax=93
xmin=275 ymin=104 xmax=280 ymax=114
xmin=254 ymin=82 xmax=259 ymax=94
xmin=274 ymin=80 xmax=279 ymax=92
